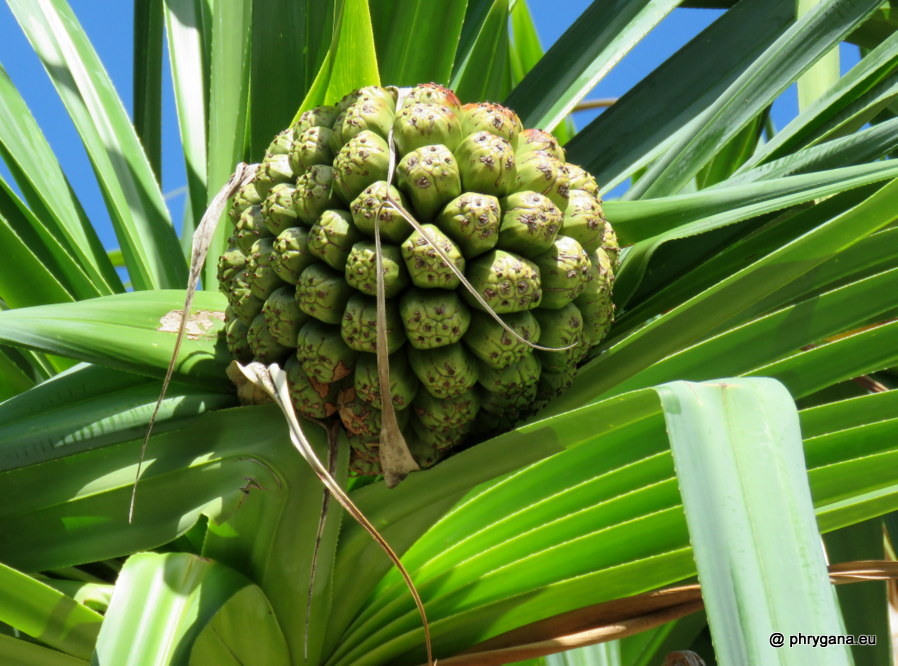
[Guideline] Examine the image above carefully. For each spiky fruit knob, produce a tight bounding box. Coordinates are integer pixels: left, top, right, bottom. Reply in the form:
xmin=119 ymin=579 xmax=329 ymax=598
xmin=532 ymin=235 xmax=591 ymax=309
xmin=436 ymin=192 xmax=501 ymax=258
xmin=308 ymin=209 xmax=364 ymax=270
xmin=477 ymin=353 xmax=541 ymax=395
xmin=412 ymin=388 xmax=479 ymax=429
xmin=262 ymin=183 xmax=299 ymax=235
xmin=290 ymin=126 xmax=338 ymax=173
xmin=262 ymin=286 xmax=310 ymax=347
xmin=533 ymin=303 xmax=584 ymax=373
xmin=575 ymin=248 xmax=615 ymax=346
xmin=296 ymin=320 xmax=357 ymax=383
xmin=285 ymin=355 xmax=343 ymax=419
xmin=292 ymin=105 xmax=339 ymax=135
xmin=266 ymin=128 xmax=294 ymax=156
xmin=296 ymin=264 xmax=353 ymax=324
xmin=354 ymin=352 xmax=419 ymax=410
xmin=565 ymin=163 xmax=600 ymax=198
xmin=463 ymin=310 xmax=540 ymax=369
xmin=460 ymin=102 xmax=523 ymax=142
xmin=341 ymin=294 xmax=406 ymax=353
xmin=401 ymin=224 xmax=465 ymax=289
xmin=515 ymin=128 xmax=565 ymax=162
xmin=229 ymin=270 xmax=263 ymax=324
xmin=217 ymin=246 xmax=246 ymax=289
xmin=334 ymin=86 xmax=396 ymax=144
xmin=230 ymin=181 xmax=263 ymax=223
xmin=396 ymin=144 xmax=462 ymax=220
xmin=350 ymin=181 xmax=412 ymax=243
xmin=463 ymin=249 xmax=542 ymax=313
xmin=225 ymin=313 xmax=253 ymax=363
xmin=408 ymin=343 xmax=478 ymax=398
xmin=402 ymin=83 xmax=461 ymax=110
xmin=399 ymin=288 xmax=471 ymax=349
xmin=332 ymin=131 xmax=391 ymax=203
xmin=562 ymin=190 xmax=604 ymax=251
xmin=271 ymin=227 xmax=316 ymax=285
xmin=393 ymin=102 xmax=463 ymax=154
xmin=248 ymin=313 xmax=291 ymax=364
xmin=455 ymin=131 xmax=516 ymax=197
xmin=498 ymin=191 xmax=563 ymax=258
xmin=293 ymin=165 xmax=339 ymax=226
xmin=235 ymin=205 xmax=269 ymax=254
xmin=514 ymin=153 xmax=570 ymax=211
xmin=255 ymin=153 xmax=294 ymax=197
xmin=247 ymin=238 xmax=283 ymax=301
xmin=344 ymin=242 xmax=410 ymax=297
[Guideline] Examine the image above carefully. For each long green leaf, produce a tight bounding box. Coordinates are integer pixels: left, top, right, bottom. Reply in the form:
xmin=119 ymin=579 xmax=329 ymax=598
xmin=0 ymin=68 xmax=118 ymax=295
xmin=0 ymin=561 xmax=102 ymax=659
xmin=164 ymin=0 xmax=208 ymax=231
xmin=7 ymin=0 xmax=185 ymax=290
xmin=565 ymin=0 xmax=793 ymax=190
xmin=505 ymin=0 xmax=680 ymax=131
xmin=0 ymin=634 xmax=86 ymax=666
xmin=133 ymin=0 xmax=164 ymax=181
xmin=0 ymin=290 xmax=231 ymax=389
xmin=249 ymin=1 xmax=338 ymax=156
xmin=94 ymin=552 xmax=279 ymax=664
xmin=661 ymin=379 xmax=849 ymax=665
xmin=0 ymin=363 xmax=234 ymax=470
xmin=548 ymin=175 xmax=898 ymax=416
xmin=204 ymin=0 xmax=252 ymax=290
xmin=629 ymin=0 xmax=882 ymax=198
xmin=742 ymin=31 xmax=898 ymax=171
xmin=450 ymin=0 xmax=511 ymax=103
xmin=189 ymin=585 xmax=291 ymax=665
xmin=370 ymin=0 xmax=466 ymax=86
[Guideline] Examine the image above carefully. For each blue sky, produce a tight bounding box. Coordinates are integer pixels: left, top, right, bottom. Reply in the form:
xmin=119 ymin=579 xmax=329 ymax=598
xmin=0 ymin=2 xmax=860 ymax=252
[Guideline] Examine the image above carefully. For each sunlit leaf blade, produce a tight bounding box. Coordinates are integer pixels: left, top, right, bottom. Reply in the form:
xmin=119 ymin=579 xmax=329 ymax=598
xmin=630 ymin=0 xmax=882 ymax=198
xmin=164 ymin=0 xmax=209 ymax=231
xmin=823 ymin=520 xmax=891 ymax=666
xmin=204 ymin=0 xmax=252 ymax=290
xmin=0 ymin=363 xmax=234 ymax=470
xmin=0 ymin=68 xmax=118 ymax=295
xmin=325 ymin=384 xmax=898 ymax=665
xmin=547 ymin=176 xmax=898 ymax=416
xmin=0 ymin=348 xmax=36 ymax=399
xmin=204 ymin=420 xmax=348 ymax=665
xmin=0 ymin=634 xmax=87 ymax=666
xmin=725 ymin=118 xmax=898 ymax=185
xmin=609 ymin=267 xmax=898 ymax=396
xmin=742 ymin=31 xmax=898 ymax=171
xmin=370 ymin=0 xmax=466 ymax=86
xmin=505 ymin=0 xmax=679 ymax=132
xmin=796 ymin=0 xmax=841 ymax=112
xmin=0 ymin=561 xmax=102 ymax=659
xmin=0 ymin=290 xmax=231 ymax=388
xmin=451 ymin=0 xmax=510 ymax=103
xmin=661 ymin=379 xmax=849 ymax=665
xmin=133 ymin=0 xmax=164 ymax=180
xmin=189 ymin=585 xmax=291 ymax=665
xmin=6 ymin=0 xmax=185 ymax=290
xmin=0 ymin=186 xmax=75 ymax=307
xmin=0 ymin=405 xmax=286 ymax=571
xmin=566 ymin=0 xmax=793 ymax=191
xmin=94 ymin=552 xmax=268 ymax=664
xmin=606 ymin=159 xmax=898 ymax=247
xmin=746 ymin=320 xmax=898 ymax=399
xmin=249 ymin=1 xmax=338 ymax=156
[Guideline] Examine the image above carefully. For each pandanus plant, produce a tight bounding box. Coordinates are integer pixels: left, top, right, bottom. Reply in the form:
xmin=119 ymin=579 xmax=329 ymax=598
xmin=0 ymin=1 xmax=897 ymax=664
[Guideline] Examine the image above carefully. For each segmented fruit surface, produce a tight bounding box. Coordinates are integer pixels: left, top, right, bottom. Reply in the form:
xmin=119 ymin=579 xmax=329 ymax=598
xmin=220 ymin=83 xmax=617 ymax=475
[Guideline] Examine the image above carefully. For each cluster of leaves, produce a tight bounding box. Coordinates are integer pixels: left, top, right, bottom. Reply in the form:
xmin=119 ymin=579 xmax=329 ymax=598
xmin=0 ymin=0 xmax=897 ymax=664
